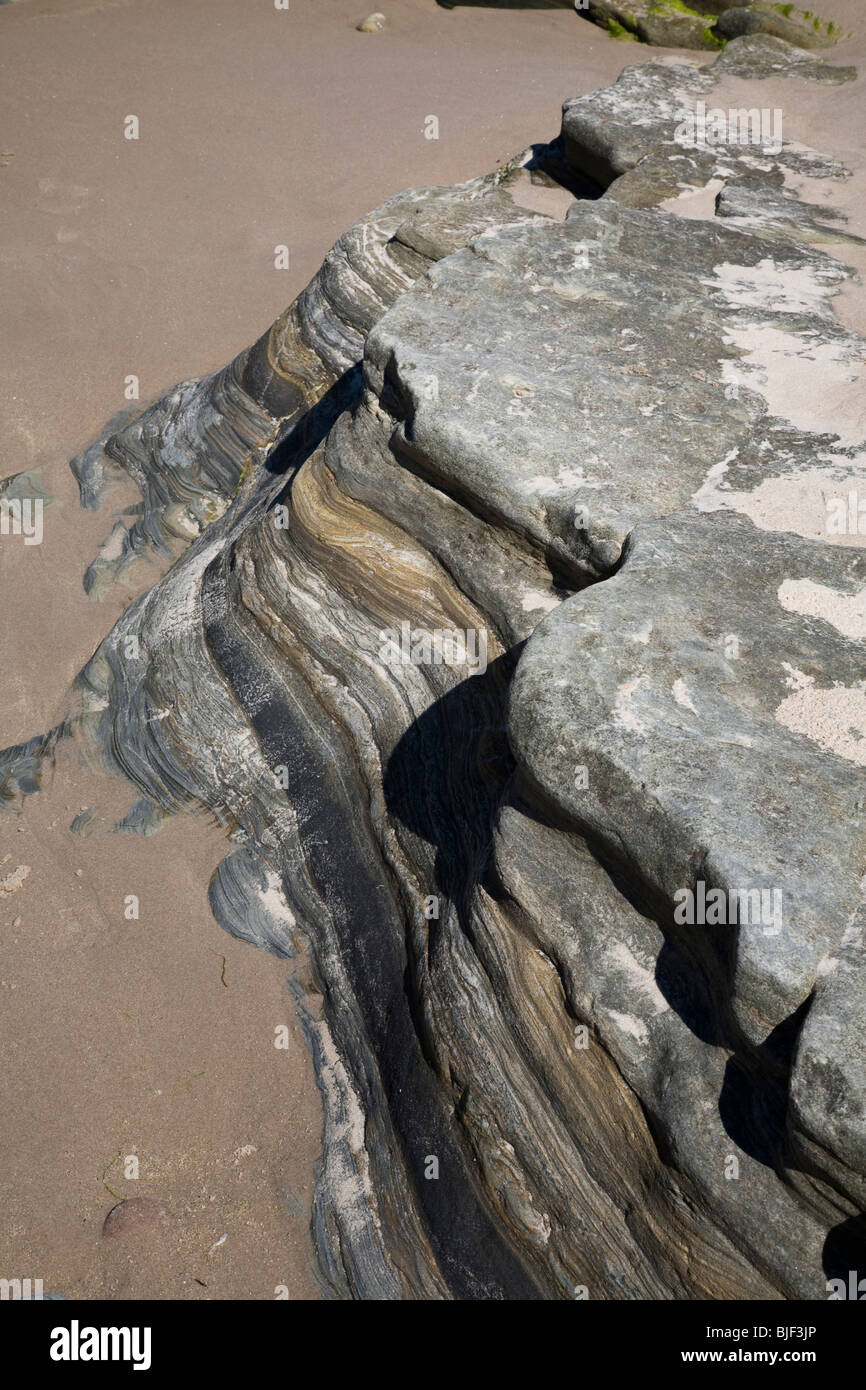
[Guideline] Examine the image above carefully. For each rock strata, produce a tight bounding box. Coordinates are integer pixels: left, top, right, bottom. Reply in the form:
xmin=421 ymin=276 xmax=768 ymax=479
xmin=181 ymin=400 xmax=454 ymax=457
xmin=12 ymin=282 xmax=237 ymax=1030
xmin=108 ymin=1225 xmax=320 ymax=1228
xmin=4 ymin=35 xmax=865 ymax=1298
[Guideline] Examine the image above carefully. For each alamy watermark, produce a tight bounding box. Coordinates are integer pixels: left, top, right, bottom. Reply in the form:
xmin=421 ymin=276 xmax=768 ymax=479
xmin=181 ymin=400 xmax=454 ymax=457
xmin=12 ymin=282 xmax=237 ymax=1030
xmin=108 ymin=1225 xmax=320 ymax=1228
xmin=826 ymin=489 xmax=866 ymax=536
xmin=827 ymin=1271 xmax=866 ymax=1300
xmin=0 ymin=1276 xmax=43 ymax=1299
xmin=50 ymin=1321 xmax=152 ymax=1370
xmin=379 ymin=622 xmax=488 ymax=676
xmin=674 ymin=101 xmax=783 ymax=156
xmin=674 ymin=880 xmax=783 ymax=936
xmin=0 ymin=496 xmax=43 ymax=545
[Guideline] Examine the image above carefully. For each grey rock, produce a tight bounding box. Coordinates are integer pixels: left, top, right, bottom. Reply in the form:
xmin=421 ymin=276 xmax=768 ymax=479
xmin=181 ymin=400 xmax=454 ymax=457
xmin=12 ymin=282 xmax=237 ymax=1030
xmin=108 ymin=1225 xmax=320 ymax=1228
xmin=586 ymin=1 xmax=724 ymax=49
xmin=582 ymin=0 xmax=843 ymax=50
xmin=791 ymin=910 xmax=866 ymax=1212
xmin=715 ymin=32 xmax=856 ymax=81
xmin=716 ymin=175 xmax=866 ymax=246
xmin=716 ymin=5 xmax=841 ymax=48
xmin=366 ymin=194 xmax=856 ymax=587
xmin=68 ymin=174 xmax=551 ymax=597
xmin=509 ymin=511 xmax=866 ymax=1046
xmin=562 ymin=52 xmax=849 ymax=193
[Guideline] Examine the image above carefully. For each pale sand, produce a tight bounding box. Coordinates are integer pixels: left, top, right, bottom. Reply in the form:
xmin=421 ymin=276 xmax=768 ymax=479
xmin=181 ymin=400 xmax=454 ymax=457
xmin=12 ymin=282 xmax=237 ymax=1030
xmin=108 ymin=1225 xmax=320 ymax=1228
xmin=1 ymin=0 xmax=865 ymax=1300
xmin=0 ymin=753 xmax=324 ymax=1299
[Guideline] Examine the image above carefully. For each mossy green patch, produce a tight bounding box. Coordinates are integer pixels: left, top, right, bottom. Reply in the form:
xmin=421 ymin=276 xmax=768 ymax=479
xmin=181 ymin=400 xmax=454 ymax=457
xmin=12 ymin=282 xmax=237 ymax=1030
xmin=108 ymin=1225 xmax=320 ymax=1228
xmin=603 ymin=16 xmax=639 ymax=39
xmin=646 ymin=0 xmax=725 ymax=42
xmin=231 ymin=457 xmax=254 ymax=499
xmin=771 ymin=3 xmax=840 ymax=37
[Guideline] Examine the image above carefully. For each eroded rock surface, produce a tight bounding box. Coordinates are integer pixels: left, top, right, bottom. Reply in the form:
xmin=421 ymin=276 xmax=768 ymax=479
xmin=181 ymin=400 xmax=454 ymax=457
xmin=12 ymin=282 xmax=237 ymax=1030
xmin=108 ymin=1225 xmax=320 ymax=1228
xmin=3 ymin=35 xmax=865 ymax=1298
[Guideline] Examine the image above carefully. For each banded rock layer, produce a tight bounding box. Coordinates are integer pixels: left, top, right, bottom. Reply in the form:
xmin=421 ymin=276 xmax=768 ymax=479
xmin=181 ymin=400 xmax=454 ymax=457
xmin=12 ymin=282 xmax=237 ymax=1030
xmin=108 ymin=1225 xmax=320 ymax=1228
xmin=4 ymin=36 xmax=866 ymax=1298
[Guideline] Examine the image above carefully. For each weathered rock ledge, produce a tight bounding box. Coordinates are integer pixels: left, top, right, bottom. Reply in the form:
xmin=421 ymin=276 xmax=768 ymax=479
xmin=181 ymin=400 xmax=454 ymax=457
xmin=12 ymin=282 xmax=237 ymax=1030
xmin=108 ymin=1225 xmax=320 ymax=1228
xmin=3 ymin=35 xmax=865 ymax=1298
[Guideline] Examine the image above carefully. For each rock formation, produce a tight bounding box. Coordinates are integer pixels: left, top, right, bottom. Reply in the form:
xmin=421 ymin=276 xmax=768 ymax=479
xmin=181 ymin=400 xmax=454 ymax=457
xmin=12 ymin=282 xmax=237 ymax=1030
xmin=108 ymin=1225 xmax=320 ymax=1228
xmin=439 ymin=2 xmax=846 ymax=51
xmin=3 ymin=34 xmax=865 ymax=1298
xmin=581 ymin=2 xmax=844 ymax=51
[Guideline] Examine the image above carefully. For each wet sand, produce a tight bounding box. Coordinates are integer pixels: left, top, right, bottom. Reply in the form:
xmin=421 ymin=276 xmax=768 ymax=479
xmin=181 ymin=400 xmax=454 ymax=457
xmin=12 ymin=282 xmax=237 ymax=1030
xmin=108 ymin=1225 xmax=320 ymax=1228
xmin=1 ymin=0 xmax=865 ymax=1300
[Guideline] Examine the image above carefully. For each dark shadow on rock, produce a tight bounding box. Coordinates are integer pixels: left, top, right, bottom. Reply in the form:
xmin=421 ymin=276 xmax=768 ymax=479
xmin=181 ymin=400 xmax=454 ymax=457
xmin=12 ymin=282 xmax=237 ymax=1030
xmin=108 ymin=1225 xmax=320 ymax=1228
xmin=499 ymin=751 xmax=736 ymax=1052
xmin=519 ymin=138 xmax=605 ymax=201
xmin=654 ymin=932 xmax=728 ymax=1048
xmin=384 ymin=648 xmax=523 ymax=926
xmin=264 ymin=365 xmax=362 ymax=478
xmin=717 ymin=999 xmax=811 ymax=1167
xmin=490 ymin=694 xmax=815 ymax=1175
xmin=823 ymin=1216 xmax=866 ymax=1291
xmin=383 ymin=630 xmax=820 ymax=1197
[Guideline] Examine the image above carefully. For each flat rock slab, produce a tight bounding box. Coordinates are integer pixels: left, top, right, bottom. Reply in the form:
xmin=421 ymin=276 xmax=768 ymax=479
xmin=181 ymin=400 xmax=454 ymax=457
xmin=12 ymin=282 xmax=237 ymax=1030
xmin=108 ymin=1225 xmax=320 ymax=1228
xmin=509 ymin=509 xmax=866 ymax=1046
xmin=562 ymin=51 xmax=849 ymax=191
xmin=714 ymin=31 xmax=856 ymax=81
xmin=365 ymin=198 xmax=861 ymax=584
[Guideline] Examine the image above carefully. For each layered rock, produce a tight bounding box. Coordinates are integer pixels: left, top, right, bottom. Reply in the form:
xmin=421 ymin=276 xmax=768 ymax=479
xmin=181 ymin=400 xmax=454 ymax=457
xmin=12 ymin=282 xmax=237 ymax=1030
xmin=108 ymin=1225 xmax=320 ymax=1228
xmin=3 ymin=36 xmax=865 ymax=1298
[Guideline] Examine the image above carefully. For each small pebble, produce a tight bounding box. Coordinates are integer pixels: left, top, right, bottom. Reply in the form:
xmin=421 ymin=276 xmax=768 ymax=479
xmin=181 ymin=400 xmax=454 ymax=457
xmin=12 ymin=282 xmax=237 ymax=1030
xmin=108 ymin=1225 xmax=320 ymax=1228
xmin=357 ymin=13 xmax=386 ymax=32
